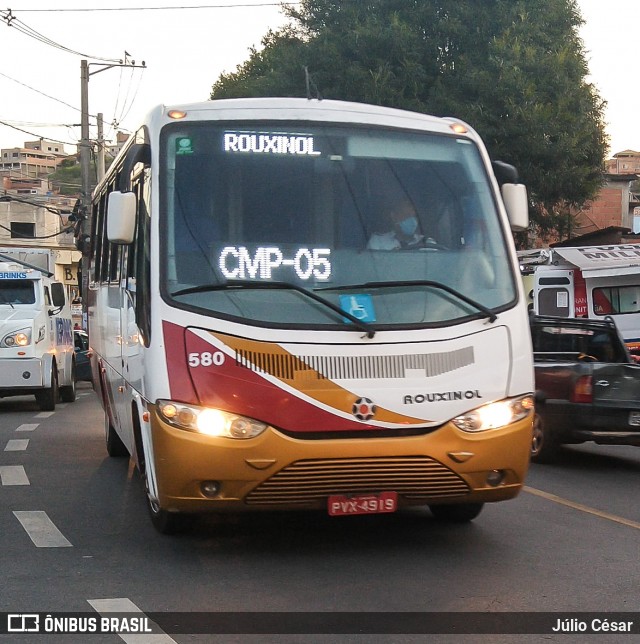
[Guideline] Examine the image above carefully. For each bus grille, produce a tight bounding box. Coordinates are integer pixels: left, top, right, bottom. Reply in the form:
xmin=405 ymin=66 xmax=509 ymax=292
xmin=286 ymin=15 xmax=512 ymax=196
xmin=245 ymin=456 xmax=470 ymax=506
xmin=235 ymin=347 xmax=474 ymax=381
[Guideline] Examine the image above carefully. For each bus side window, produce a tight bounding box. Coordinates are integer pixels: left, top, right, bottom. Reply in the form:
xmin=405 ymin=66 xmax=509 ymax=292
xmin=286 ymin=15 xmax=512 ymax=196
xmin=133 ymin=168 xmax=152 ymax=345
xmin=100 ymin=182 xmax=120 ymax=284
xmin=92 ymin=191 xmax=107 ymax=283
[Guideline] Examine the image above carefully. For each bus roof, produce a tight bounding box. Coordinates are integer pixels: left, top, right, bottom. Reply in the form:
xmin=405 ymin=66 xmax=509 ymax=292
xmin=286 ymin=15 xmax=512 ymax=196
xmin=144 ymin=97 xmax=477 ymax=141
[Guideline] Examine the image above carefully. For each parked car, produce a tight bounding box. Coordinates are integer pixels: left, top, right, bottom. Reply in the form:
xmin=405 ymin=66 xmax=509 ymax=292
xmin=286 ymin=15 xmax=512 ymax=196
xmin=73 ymin=329 xmax=92 ymax=382
xmin=530 ymin=314 xmax=640 ymax=463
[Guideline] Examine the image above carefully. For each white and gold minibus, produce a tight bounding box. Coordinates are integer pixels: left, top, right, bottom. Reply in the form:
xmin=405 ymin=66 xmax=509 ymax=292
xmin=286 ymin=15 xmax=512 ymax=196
xmin=85 ymin=98 xmax=534 ymax=533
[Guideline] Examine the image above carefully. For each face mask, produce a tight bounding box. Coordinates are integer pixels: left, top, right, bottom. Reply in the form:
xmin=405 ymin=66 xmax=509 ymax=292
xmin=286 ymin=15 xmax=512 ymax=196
xmin=398 ymin=216 xmax=418 ymax=237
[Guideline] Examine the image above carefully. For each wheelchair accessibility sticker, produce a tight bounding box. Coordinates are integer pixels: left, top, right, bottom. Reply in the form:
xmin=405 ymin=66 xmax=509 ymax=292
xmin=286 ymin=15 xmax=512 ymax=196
xmin=339 ymin=294 xmax=376 ymax=323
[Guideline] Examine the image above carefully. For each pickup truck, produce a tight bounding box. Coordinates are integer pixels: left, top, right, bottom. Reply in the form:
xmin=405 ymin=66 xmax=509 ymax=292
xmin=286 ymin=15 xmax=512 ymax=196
xmin=530 ymin=314 xmax=640 ymax=463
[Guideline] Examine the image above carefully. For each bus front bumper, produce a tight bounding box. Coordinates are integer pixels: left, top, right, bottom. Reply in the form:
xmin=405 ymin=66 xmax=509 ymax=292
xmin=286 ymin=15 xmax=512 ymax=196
xmin=148 ymin=408 xmax=533 ymax=515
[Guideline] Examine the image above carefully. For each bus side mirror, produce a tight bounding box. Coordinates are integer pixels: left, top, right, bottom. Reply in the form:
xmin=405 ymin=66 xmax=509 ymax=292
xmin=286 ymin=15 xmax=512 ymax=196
xmin=107 ymin=191 xmax=136 ymax=244
xmin=502 ymin=183 xmax=529 ymax=231
xmin=51 ymin=282 xmax=66 ymax=308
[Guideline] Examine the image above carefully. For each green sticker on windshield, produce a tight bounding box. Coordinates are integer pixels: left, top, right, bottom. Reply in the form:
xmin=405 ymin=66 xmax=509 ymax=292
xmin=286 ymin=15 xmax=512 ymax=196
xmin=176 ymin=137 xmax=194 ymax=155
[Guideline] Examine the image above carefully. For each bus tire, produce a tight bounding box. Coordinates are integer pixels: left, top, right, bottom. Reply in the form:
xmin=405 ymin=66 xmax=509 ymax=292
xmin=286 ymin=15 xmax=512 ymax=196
xmin=105 ymin=413 xmax=128 ymax=457
xmin=59 ymin=361 xmax=77 ymax=403
xmin=145 ymin=478 xmax=187 ymax=535
xmin=429 ymin=502 xmax=484 ymax=522
xmin=35 ymin=366 xmax=58 ymax=411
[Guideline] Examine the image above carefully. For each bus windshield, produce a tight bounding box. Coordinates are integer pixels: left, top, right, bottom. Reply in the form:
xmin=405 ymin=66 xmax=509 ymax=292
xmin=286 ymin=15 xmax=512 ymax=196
xmin=161 ymin=122 xmax=516 ymax=329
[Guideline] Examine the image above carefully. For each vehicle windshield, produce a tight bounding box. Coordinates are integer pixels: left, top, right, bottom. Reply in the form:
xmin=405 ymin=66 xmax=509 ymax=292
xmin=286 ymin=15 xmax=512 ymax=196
xmin=531 ymin=323 xmax=627 ymax=363
xmin=0 ymin=280 xmax=36 ymax=305
xmin=160 ymin=122 xmax=517 ymax=329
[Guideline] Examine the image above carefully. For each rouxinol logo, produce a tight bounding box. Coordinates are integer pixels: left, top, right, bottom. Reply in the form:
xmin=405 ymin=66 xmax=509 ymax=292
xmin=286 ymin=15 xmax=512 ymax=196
xmin=0 ymin=272 xmax=28 ymax=279
xmin=404 ymin=390 xmax=481 ymax=404
xmin=352 ymin=397 xmax=376 ymax=421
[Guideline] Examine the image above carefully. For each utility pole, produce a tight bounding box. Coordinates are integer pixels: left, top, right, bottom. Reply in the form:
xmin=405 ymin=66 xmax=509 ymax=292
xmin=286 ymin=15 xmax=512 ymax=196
xmin=77 ymin=54 xmax=145 ymax=248
xmin=79 ymin=60 xmax=90 ymax=215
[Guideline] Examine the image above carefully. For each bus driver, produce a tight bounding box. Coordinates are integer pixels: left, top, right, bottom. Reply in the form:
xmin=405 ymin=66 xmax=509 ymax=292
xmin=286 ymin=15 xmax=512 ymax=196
xmin=367 ymin=197 xmax=426 ymax=250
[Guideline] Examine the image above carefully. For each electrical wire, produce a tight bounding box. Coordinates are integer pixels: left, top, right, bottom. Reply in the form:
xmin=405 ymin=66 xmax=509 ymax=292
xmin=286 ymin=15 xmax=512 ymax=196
xmin=0 ymin=10 xmax=121 ymax=62
xmin=112 ymin=66 xmax=144 ymax=131
xmin=14 ymin=3 xmax=299 ymax=12
xmin=0 ymin=195 xmax=78 ymax=240
xmin=0 ymin=120 xmax=78 ymax=129
xmin=0 ymin=119 xmax=75 ymax=147
xmin=0 ymin=195 xmax=74 ymax=217
xmin=0 ymin=223 xmax=75 ymax=239
xmin=0 ymin=71 xmax=86 ymax=115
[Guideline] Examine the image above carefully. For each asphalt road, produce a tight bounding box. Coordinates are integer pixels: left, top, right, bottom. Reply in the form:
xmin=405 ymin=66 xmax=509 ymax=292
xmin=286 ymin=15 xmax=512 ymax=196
xmin=2 ymin=384 xmax=640 ymax=643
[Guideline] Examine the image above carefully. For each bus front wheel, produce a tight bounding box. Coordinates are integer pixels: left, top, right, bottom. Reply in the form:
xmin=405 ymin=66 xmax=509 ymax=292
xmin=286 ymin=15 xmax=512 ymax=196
xmin=145 ymin=478 xmax=186 ymax=535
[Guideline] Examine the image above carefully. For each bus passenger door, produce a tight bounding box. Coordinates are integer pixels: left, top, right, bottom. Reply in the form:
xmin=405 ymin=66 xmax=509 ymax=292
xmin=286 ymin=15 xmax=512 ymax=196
xmin=120 ymin=173 xmax=148 ymax=400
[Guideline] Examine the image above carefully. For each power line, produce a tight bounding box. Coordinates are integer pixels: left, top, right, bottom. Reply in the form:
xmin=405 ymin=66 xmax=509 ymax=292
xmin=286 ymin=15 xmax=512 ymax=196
xmin=0 ymin=223 xmax=75 ymax=239
xmin=0 ymin=195 xmax=74 ymax=217
xmin=0 ymin=119 xmax=75 ymax=147
xmin=0 ymin=70 xmax=86 ymax=115
xmin=0 ymin=195 xmax=77 ymax=240
xmin=111 ymin=65 xmax=143 ymax=133
xmin=0 ymin=66 xmax=140 ymax=146
xmin=14 ymin=3 xmax=298 ymax=12
xmin=0 ymin=10 xmax=121 ymax=62
xmin=0 ymin=120 xmax=78 ymax=129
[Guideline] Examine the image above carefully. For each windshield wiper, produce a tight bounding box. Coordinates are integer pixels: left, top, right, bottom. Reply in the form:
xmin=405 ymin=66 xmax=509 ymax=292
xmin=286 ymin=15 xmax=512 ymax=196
xmin=171 ymin=280 xmax=376 ymax=338
xmin=0 ymin=294 xmax=15 ymax=308
xmin=317 ymin=280 xmax=497 ymax=323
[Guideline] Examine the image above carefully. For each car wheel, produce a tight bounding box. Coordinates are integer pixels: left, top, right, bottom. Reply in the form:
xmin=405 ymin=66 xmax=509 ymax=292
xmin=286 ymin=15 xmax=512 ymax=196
xmin=429 ymin=503 xmax=484 ymax=522
xmin=105 ymin=413 xmax=128 ymax=457
xmin=59 ymin=361 xmax=77 ymax=403
xmin=35 ymin=365 xmax=58 ymax=411
xmin=530 ymin=411 xmax=559 ymax=464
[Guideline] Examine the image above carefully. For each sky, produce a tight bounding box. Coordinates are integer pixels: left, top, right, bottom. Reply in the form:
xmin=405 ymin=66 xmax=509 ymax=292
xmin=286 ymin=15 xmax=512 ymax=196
xmin=0 ymin=0 xmax=637 ymax=157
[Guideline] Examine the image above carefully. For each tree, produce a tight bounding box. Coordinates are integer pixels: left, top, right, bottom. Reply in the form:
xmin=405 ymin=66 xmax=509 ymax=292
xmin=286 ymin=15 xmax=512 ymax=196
xmin=49 ymin=153 xmax=113 ymax=197
xmin=49 ymin=157 xmax=82 ymax=196
xmin=211 ymin=0 xmax=608 ymax=241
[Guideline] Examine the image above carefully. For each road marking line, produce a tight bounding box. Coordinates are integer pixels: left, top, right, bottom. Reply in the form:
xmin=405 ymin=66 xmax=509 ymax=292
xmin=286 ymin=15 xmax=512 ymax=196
xmin=16 ymin=423 xmax=39 ymax=432
xmin=0 ymin=465 xmax=30 ymax=485
xmin=5 ymin=439 xmax=29 ymax=451
xmin=88 ymin=598 xmax=177 ymax=643
xmin=524 ymin=486 xmax=640 ymax=530
xmin=13 ymin=511 xmax=72 ymax=547
xmin=35 ymin=411 xmax=55 ymax=418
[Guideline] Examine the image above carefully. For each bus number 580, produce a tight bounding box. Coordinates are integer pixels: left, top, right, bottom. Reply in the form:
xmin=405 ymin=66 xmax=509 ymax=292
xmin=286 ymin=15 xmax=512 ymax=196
xmin=188 ymin=351 xmax=226 ymax=368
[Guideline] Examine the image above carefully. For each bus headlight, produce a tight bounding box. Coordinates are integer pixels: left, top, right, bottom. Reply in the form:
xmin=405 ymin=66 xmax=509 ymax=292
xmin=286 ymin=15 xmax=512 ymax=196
xmin=1 ymin=327 xmax=32 ymax=347
xmin=452 ymin=395 xmax=534 ymax=433
xmin=157 ymin=400 xmax=268 ymax=439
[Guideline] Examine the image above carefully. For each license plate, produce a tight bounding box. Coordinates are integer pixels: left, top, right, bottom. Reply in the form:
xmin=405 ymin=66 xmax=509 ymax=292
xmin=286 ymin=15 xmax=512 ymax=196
xmin=629 ymin=412 xmax=640 ymax=426
xmin=328 ymin=491 xmax=398 ymax=516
